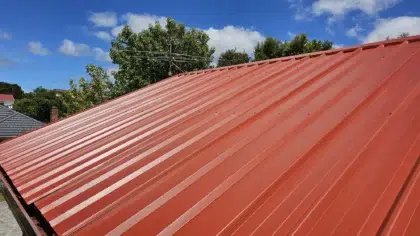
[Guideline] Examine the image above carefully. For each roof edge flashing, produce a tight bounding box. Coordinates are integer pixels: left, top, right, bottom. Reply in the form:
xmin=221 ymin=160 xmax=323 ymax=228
xmin=0 ymin=170 xmax=54 ymax=236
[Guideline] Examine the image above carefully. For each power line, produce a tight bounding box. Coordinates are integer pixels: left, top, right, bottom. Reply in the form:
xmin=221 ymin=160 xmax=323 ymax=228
xmin=112 ymin=47 xmax=251 ymax=72
xmin=112 ymin=53 xmax=212 ymax=63
xmin=112 ymin=49 xmax=212 ymax=60
xmin=112 ymin=51 xmax=246 ymax=65
xmin=171 ymin=61 xmax=184 ymax=73
xmin=168 ymin=52 xmax=211 ymax=60
xmin=112 ymin=49 xmax=168 ymax=55
xmin=169 ymin=38 xmax=173 ymax=76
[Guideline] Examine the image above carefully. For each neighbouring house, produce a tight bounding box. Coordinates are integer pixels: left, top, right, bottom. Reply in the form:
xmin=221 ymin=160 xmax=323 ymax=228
xmin=0 ymin=94 xmax=14 ymax=109
xmin=52 ymin=89 xmax=68 ymax=94
xmin=0 ymin=105 xmax=43 ymax=141
xmin=0 ymin=36 xmax=420 ymax=235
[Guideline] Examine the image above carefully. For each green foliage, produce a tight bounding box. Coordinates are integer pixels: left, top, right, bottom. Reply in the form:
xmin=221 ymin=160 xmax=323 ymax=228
xmin=386 ymin=33 xmax=409 ymax=41
xmin=284 ymin=34 xmax=333 ymax=56
xmin=217 ymin=49 xmax=250 ymax=67
xmin=399 ymin=33 xmax=410 ymax=38
xmin=0 ymin=82 xmax=24 ymax=99
xmin=14 ymin=98 xmax=39 ymax=119
xmin=254 ymin=33 xmax=333 ymax=61
xmin=62 ymin=64 xmax=113 ymax=115
xmin=110 ymin=17 xmax=215 ymax=96
xmin=254 ymin=37 xmax=283 ymax=61
xmin=15 ymin=64 xmax=113 ymax=121
xmin=13 ymin=17 xmax=337 ymax=120
xmin=14 ymin=87 xmax=67 ymax=123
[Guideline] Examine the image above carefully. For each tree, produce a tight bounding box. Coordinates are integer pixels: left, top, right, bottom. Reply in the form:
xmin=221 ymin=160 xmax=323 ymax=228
xmin=14 ymin=87 xmax=67 ymax=122
xmin=0 ymin=82 xmax=24 ymax=99
xmin=386 ymin=33 xmax=409 ymax=40
xmin=254 ymin=33 xmax=333 ymax=61
xmin=217 ymin=49 xmax=250 ymax=67
xmin=84 ymin=64 xmax=113 ymax=104
xmin=62 ymin=64 xmax=113 ymax=115
xmin=254 ymin=37 xmax=283 ymax=61
xmin=399 ymin=33 xmax=410 ymax=38
xmin=283 ymin=34 xmax=309 ymax=56
xmin=110 ymin=17 xmax=215 ymax=96
xmin=13 ymin=98 xmax=38 ymax=119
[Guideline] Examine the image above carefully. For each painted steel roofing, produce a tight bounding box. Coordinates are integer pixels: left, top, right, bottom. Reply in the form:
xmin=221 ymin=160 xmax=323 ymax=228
xmin=1 ymin=36 xmax=420 ymax=235
xmin=0 ymin=105 xmax=44 ymax=139
xmin=0 ymin=94 xmax=14 ymax=101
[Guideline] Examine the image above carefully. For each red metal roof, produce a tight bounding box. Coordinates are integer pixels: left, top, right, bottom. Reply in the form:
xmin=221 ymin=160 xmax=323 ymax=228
xmin=0 ymin=94 xmax=14 ymax=101
xmin=1 ymin=36 xmax=420 ymax=235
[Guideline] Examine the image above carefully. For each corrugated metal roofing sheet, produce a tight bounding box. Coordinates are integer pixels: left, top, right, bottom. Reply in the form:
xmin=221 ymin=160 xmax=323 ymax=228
xmin=1 ymin=36 xmax=420 ymax=235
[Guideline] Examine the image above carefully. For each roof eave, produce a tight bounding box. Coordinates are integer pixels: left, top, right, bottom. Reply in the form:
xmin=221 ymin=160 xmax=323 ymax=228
xmin=0 ymin=173 xmax=45 ymax=236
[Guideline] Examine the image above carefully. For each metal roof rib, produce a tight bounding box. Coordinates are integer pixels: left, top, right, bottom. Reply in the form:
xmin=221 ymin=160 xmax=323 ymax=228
xmin=0 ymin=36 xmax=420 ymax=235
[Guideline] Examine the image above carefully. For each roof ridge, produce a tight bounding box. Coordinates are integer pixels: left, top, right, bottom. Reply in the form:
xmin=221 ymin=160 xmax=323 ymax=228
xmin=177 ymin=34 xmax=420 ymax=77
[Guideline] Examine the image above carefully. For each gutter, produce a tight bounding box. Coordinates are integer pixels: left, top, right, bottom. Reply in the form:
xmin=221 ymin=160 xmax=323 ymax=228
xmin=0 ymin=173 xmax=45 ymax=236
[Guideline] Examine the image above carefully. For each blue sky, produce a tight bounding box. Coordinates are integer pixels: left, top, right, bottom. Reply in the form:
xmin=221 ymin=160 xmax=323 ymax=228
xmin=0 ymin=0 xmax=419 ymax=92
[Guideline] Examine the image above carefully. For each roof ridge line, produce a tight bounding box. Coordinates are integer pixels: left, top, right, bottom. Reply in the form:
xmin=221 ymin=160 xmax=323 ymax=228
xmin=177 ymin=35 xmax=420 ymax=77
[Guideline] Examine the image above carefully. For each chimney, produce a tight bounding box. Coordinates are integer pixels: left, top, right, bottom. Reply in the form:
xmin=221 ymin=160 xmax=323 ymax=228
xmin=50 ymin=106 xmax=59 ymax=123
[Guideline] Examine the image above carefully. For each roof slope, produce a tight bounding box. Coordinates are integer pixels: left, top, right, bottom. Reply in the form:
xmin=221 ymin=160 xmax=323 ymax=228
xmin=0 ymin=105 xmax=43 ymax=139
xmin=0 ymin=94 xmax=14 ymax=101
xmin=1 ymin=36 xmax=420 ymax=235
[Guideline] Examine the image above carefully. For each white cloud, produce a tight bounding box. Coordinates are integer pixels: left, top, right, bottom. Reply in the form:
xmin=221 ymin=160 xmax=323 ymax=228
xmin=89 ymin=12 xmax=117 ymax=27
xmin=363 ymin=16 xmax=420 ymax=43
xmin=59 ymin=39 xmax=90 ymax=56
xmin=289 ymin=0 xmax=402 ymax=35
xmin=287 ymin=31 xmax=296 ymax=38
xmin=106 ymin=67 xmax=118 ymax=75
xmin=205 ymin=26 xmax=265 ymax=62
xmin=346 ymin=24 xmax=364 ymax=38
xmin=58 ymin=39 xmax=111 ymax=62
xmin=93 ymin=48 xmax=111 ymax=62
xmin=312 ymin=0 xmax=401 ymax=17
xmin=112 ymin=13 xmax=167 ymax=36
xmin=125 ymin=13 xmax=167 ymax=32
xmin=346 ymin=28 xmax=358 ymax=37
xmin=106 ymin=67 xmax=119 ymax=82
xmin=288 ymin=0 xmax=313 ymax=21
xmin=0 ymin=31 xmax=11 ymax=40
xmin=106 ymin=13 xmax=266 ymax=63
xmin=333 ymin=44 xmax=345 ymax=48
xmin=94 ymin=31 xmax=112 ymax=41
xmin=28 ymin=41 xmax=49 ymax=56
xmin=111 ymin=25 xmax=124 ymax=37
xmin=326 ymin=26 xmax=335 ymax=35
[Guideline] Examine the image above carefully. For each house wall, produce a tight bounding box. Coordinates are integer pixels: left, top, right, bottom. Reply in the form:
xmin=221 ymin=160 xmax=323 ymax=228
xmin=0 ymin=100 xmax=13 ymax=109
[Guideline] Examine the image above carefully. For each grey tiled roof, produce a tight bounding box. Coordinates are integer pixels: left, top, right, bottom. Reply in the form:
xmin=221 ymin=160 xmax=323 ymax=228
xmin=0 ymin=105 xmax=44 ymax=138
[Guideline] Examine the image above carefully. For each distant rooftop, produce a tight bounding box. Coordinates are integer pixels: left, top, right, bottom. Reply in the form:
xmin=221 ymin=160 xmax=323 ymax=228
xmin=0 ymin=94 xmax=14 ymax=101
xmin=51 ymin=89 xmax=68 ymax=93
xmin=0 ymin=105 xmax=43 ymax=140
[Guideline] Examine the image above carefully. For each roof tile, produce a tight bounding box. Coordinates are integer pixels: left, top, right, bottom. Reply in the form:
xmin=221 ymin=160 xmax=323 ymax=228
xmin=0 ymin=106 xmax=43 ymax=139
